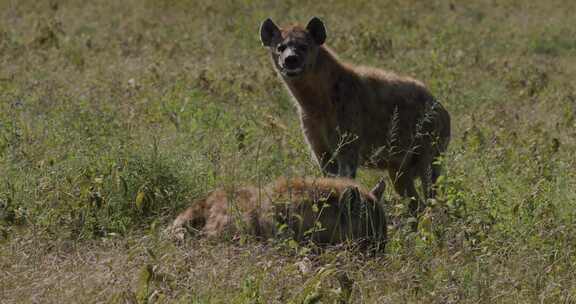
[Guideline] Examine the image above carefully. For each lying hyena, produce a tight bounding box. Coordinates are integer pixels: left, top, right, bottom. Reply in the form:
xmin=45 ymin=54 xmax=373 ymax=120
xmin=168 ymin=177 xmax=387 ymax=251
xmin=260 ymin=17 xmax=451 ymax=215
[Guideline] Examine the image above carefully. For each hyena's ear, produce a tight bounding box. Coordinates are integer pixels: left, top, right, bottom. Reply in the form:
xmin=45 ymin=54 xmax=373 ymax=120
xmin=306 ymin=17 xmax=326 ymax=45
xmin=370 ymin=177 xmax=386 ymax=202
xmin=260 ymin=18 xmax=280 ymax=47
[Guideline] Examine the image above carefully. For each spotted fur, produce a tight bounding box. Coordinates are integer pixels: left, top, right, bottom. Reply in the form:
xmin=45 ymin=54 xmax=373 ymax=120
xmin=260 ymin=17 xmax=451 ymax=215
xmin=168 ymin=177 xmax=387 ymax=251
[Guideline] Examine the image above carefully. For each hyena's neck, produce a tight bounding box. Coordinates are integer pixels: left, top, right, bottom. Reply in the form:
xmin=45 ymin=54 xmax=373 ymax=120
xmin=284 ymin=46 xmax=347 ymax=115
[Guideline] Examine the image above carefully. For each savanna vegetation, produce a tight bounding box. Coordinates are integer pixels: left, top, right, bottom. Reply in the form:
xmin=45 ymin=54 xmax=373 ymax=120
xmin=1 ymin=0 xmax=576 ymax=303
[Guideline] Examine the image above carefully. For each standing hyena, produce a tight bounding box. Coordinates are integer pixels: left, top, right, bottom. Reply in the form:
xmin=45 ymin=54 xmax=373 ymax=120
xmin=260 ymin=17 xmax=451 ymax=215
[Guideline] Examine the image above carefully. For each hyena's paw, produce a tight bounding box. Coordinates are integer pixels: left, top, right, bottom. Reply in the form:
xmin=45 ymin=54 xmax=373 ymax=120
xmin=162 ymin=225 xmax=187 ymax=242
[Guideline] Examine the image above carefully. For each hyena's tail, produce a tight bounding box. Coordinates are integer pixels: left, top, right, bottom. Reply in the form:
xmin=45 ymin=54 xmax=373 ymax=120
xmin=165 ymin=195 xmax=210 ymax=241
xmin=433 ymin=98 xmax=451 ymax=154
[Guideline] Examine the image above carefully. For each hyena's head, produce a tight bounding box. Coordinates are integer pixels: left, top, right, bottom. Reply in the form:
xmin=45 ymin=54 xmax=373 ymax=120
xmin=259 ymin=17 xmax=326 ymax=79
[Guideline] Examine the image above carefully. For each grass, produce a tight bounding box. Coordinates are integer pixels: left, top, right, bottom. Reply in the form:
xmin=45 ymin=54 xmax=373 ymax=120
xmin=1 ymin=0 xmax=576 ymax=302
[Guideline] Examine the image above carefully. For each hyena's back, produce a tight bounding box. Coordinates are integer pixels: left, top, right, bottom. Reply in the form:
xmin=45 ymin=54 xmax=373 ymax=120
xmin=168 ymin=177 xmax=387 ymax=249
xmin=340 ymin=66 xmax=451 ymax=170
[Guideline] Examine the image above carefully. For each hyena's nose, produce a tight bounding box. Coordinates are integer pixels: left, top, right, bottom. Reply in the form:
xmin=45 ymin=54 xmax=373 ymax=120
xmin=284 ymin=55 xmax=301 ymax=69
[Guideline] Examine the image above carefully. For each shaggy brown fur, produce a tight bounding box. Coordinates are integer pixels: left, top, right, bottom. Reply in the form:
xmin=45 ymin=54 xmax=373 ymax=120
xmin=169 ymin=177 xmax=387 ymax=251
xmin=260 ymin=17 xmax=451 ymax=215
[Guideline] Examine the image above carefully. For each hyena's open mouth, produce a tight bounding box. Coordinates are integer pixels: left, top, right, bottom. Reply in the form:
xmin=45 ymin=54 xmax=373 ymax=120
xmin=281 ymin=67 xmax=304 ymax=77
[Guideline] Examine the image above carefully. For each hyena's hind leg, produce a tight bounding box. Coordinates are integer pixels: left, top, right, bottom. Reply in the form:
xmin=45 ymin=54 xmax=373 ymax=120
xmin=428 ymin=161 xmax=443 ymax=198
xmin=418 ymin=157 xmax=439 ymax=201
xmin=419 ymin=140 xmax=448 ymax=200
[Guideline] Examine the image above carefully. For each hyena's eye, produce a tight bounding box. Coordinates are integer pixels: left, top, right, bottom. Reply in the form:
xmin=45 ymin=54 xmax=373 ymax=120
xmin=277 ymin=44 xmax=287 ymax=52
xmin=298 ymin=45 xmax=308 ymax=52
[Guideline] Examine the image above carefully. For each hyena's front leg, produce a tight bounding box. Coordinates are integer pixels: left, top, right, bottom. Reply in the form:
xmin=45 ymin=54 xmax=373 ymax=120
xmin=335 ymin=143 xmax=359 ymax=178
xmin=318 ymin=151 xmax=339 ymax=176
xmin=314 ymin=143 xmax=358 ymax=178
xmin=302 ymin=126 xmax=339 ymax=176
xmin=316 ymin=147 xmax=358 ymax=178
xmin=332 ymin=84 xmax=362 ymax=178
xmin=332 ymin=103 xmax=361 ymax=178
